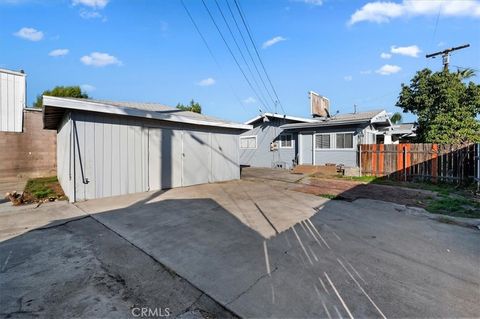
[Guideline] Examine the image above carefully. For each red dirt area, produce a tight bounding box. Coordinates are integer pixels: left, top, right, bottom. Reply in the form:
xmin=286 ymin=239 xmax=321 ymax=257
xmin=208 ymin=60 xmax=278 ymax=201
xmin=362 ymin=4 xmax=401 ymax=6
xmin=292 ymin=177 xmax=437 ymax=208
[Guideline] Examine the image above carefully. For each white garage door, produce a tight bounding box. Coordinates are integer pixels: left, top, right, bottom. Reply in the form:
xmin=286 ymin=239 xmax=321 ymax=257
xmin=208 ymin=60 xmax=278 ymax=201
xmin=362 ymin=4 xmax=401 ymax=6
xmin=148 ymin=128 xmax=182 ymax=190
xmin=182 ymin=131 xmax=210 ymax=186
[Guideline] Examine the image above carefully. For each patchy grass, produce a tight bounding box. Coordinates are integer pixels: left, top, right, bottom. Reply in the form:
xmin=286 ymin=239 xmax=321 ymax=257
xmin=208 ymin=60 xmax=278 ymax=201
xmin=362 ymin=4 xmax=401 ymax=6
xmin=319 ymin=173 xmax=480 ymax=218
xmin=318 ymin=193 xmax=346 ymax=200
xmin=24 ymin=176 xmax=67 ymax=203
xmin=426 ymin=195 xmax=480 ymax=218
xmin=338 ymin=175 xmax=379 ymax=183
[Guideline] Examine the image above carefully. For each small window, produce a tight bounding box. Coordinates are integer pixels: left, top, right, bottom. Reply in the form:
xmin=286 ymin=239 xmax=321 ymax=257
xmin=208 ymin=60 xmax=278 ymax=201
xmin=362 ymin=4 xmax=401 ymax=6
xmin=315 ymin=134 xmax=331 ymax=149
xmin=240 ymin=136 xmax=257 ymax=149
xmin=279 ymin=134 xmax=293 ymax=148
xmin=336 ymin=133 xmax=354 ymax=149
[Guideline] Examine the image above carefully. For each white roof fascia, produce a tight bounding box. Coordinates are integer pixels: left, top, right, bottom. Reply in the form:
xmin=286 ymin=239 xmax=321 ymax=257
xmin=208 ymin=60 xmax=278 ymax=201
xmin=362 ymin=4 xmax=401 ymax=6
xmin=43 ymin=96 xmax=252 ymax=130
xmin=244 ymin=112 xmax=316 ymax=125
xmin=0 ymin=68 xmax=26 ymax=77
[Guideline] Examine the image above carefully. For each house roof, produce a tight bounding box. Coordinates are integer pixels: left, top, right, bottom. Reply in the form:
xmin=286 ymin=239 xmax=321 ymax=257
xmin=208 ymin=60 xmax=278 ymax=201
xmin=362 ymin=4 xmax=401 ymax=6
xmin=245 ymin=112 xmax=317 ymax=125
xmin=384 ymin=123 xmax=417 ymax=136
xmin=280 ymin=109 xmax=391 ymax=129
xmin=42 ymin=96 xmax=252 ymax=130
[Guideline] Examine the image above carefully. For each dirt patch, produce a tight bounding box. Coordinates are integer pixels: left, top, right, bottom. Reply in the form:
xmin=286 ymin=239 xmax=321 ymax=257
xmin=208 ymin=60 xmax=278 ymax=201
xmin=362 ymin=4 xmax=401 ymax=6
xmin=292 ymin=177 xmax=437 ymax=208
xmin=22 ymin=176 xmax=67 ymax=204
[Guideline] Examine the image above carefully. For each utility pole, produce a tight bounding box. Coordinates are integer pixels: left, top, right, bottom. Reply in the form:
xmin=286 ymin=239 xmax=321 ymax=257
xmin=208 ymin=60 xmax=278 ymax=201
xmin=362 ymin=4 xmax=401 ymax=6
xmin=425 ymin=44 xmax=470 ymax=71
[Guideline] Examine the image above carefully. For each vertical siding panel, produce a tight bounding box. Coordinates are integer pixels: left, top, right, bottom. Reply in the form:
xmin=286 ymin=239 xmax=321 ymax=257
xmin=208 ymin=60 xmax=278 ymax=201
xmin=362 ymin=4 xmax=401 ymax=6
xmin=127 ymin=125 xmax=135 ymax=193
xmin=56 ymin=114 xmax=71 ymax=200
xmin=111 ymin=117 xmax=121 ymax=196
xmin=0 ymin=71 xmax=25 ymax=132
xmin=84 ymin=116 xmax=95 ymax=199
xmin=94 ymin=117 xmax=104 ymax=199
xmin=0 ymin=74 xmax=7 ymax=130
xmin=103 ymin=118 xmax=113 ymax=197
xmin=7 ymin=74 xmax=14 ymax=131
xmin=119 ymin=118 xmax=129 ymax=195
xmin=134 ymin=125 xmax=142 ymax=192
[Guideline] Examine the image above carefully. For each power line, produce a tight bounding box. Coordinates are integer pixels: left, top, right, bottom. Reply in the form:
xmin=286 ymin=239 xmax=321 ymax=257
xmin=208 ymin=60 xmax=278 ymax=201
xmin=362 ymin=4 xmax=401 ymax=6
xmin=224 ymin=0 xmax=278 ymax=110
xmin=201 ymin=0 xmax=273 ymax=113
xmin=180 ymin=0 xmax=248 ymax=113
xmin=213 ymin=0 xmax=274 ymax=111
xmin=233 ymin=0 xmax=286 ymax=114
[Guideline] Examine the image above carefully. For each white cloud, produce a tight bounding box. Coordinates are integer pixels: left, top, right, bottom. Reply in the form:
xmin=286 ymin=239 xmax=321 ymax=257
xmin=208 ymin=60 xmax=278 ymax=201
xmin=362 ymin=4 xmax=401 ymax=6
xmin=79 ymin=9 xmax=103 ymax=19
xmin=376 ymin=64 xmax=401 ymax=75
xmin=72 ymin=0 xmax=108 ymax=9
xmin=300 ymin=0 xmax=323 ymax=5
xmin=243 ymin=97 xmax=256 ymax=104
xmin=380 ymin=52 xmax=392 ymax=59
xmin=80 ymin=52 xmax=121 ymax=67
xmin=196 ymin=78 xmax=215 ymax=86
xmin=80 ymin=84 xmax=96 ymax=92
xmin=14 ymin=27 xmax=43 ymax=41
xmin=344 ymin=75 xmax=353 ymax=81
xmin=49 ymin=49 xmax=69 ymax=57
xmin=390 ymin=45 xmax=421 ymax=57
xmin=262 ymin=36 xmax=287 ymax=49
xmin=349 ymin=0 xmax=480 ymax=25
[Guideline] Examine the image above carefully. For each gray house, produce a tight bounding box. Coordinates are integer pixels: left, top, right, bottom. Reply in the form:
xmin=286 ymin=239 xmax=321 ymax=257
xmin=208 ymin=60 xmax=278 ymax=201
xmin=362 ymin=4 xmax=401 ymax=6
xmin=281 ymin=110 xmax=391 ymax=167
xmin=240 ymin=110 xmax=393 ymax=169
xmin=43 ymin=96 xmax=251 ymax=202
xmin=239 ymin=113 xmax=316 ymax=169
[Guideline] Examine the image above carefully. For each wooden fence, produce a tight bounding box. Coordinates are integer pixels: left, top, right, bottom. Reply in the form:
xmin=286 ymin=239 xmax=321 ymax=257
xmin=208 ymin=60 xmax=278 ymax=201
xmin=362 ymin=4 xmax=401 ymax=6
xmin=359 ymin=143 xmax=479 ymax=184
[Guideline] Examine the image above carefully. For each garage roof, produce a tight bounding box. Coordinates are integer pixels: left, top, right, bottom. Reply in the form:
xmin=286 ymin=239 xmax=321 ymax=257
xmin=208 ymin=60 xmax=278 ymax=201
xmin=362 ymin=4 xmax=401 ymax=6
xmin=43 ymin=96 xmax=252 ymax=130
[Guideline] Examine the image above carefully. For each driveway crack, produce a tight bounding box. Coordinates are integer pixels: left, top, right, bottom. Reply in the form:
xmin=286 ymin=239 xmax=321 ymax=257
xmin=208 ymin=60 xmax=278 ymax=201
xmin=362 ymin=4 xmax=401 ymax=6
xmin=225 ymin=266 xmax=279 ymax=306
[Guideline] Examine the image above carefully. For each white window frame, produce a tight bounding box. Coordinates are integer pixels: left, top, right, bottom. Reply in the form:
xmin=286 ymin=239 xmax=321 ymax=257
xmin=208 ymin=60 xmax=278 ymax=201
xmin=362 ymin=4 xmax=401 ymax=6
xmin=334 ymin=132 xmax=355 ymax=150
xmin=239 ymin=135 xmax=257 ymax=149
xmin=314 ymin=133 xmax=331 ymax=150
xmin=279 ymin=133 xmax=293 ymax=149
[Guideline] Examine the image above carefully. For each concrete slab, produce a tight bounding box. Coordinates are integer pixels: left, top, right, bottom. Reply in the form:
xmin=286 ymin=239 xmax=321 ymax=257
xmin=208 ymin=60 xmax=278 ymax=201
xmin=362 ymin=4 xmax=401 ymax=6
xmin=0 ymin=201 xmax=87 ymax=241
xmin=0 ymin=217 xmax=234 ymax=318
xmin=75 ymin=177 xmax=480 ymax=318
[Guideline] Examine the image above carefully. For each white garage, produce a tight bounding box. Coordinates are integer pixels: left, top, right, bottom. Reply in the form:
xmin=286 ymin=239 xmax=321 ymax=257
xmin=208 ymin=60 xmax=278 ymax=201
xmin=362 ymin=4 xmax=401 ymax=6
xmin=42 ymin=96 xmax=251 ymax=202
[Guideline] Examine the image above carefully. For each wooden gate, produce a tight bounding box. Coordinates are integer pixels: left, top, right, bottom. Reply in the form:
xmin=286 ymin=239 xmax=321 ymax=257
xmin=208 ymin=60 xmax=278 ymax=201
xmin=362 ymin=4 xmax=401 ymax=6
xmin=359 ymin=143 xmax=478 ymax=184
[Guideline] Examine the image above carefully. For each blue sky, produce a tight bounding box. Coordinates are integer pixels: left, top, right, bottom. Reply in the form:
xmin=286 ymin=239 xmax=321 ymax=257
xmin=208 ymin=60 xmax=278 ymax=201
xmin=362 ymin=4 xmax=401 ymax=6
xmin=1 ymin=0 xmax=479 ymax=123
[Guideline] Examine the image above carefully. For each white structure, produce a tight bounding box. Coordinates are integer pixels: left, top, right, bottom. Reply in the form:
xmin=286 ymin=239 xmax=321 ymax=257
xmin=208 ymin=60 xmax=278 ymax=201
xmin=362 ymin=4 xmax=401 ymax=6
xmin=0 ymin=69 xmax=26 ymax=132
xmin=42 ymin=96 xmax=252 ymax=202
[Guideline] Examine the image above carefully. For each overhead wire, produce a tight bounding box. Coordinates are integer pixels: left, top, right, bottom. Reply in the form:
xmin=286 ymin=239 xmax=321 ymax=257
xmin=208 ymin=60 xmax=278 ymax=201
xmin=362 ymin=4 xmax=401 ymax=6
xmin=179 ymin=0 xmax=248 ymax=113
xmin=213 ymin=0 xmax=275 ymax=111
xmin=201 ymin=0 xmax=274 ymax=113
xmin=223 ymin=0 xmax=278 ymax=110
xmin=233 ymin=0 xmax=286 ymax=114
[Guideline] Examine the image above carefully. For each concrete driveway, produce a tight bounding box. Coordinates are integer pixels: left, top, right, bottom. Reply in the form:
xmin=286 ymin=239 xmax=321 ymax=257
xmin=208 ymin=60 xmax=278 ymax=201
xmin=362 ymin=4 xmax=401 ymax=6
xmin=73 ymin=169 xmax=480 ymax=318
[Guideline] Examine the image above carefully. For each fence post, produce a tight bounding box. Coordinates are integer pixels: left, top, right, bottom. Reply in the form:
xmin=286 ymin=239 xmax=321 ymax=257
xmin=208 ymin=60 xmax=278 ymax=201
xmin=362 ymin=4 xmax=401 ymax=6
xmin=432 ymin=144 xmax=438 ymax=183
xmin=403 ymin=146 xmax=407 ymax=182
xmin=397 ymin=144 xmax=403 ymax=181
xmin=359 ymin=144 xmax=362 ymax=176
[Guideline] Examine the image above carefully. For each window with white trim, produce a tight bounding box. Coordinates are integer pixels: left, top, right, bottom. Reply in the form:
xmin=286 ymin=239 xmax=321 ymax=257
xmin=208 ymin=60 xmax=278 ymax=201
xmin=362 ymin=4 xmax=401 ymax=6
xmin=336 ymin=133 xmax=354 ymax=149
xmin=240 ymin=136 xmax=257 ymax=149
xmin=279 ymin=134 xmax=293 ymax=148
xmin=315 ymin=134 xmax=331 ymax=149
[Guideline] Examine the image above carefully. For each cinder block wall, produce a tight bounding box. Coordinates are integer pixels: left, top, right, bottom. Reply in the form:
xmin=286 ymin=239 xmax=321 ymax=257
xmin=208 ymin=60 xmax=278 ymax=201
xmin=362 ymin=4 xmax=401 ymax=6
xmin=0 ymin=109 xmax=56 ymax=179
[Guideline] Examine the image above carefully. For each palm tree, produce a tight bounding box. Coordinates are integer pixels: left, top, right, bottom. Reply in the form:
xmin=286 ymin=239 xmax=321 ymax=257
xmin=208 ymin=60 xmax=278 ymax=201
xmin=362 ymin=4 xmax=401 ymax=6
xmin=455 ymin=68 xmax=476 ymax=80
xmin=390 ymin=112 xmax=403 ymax=124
